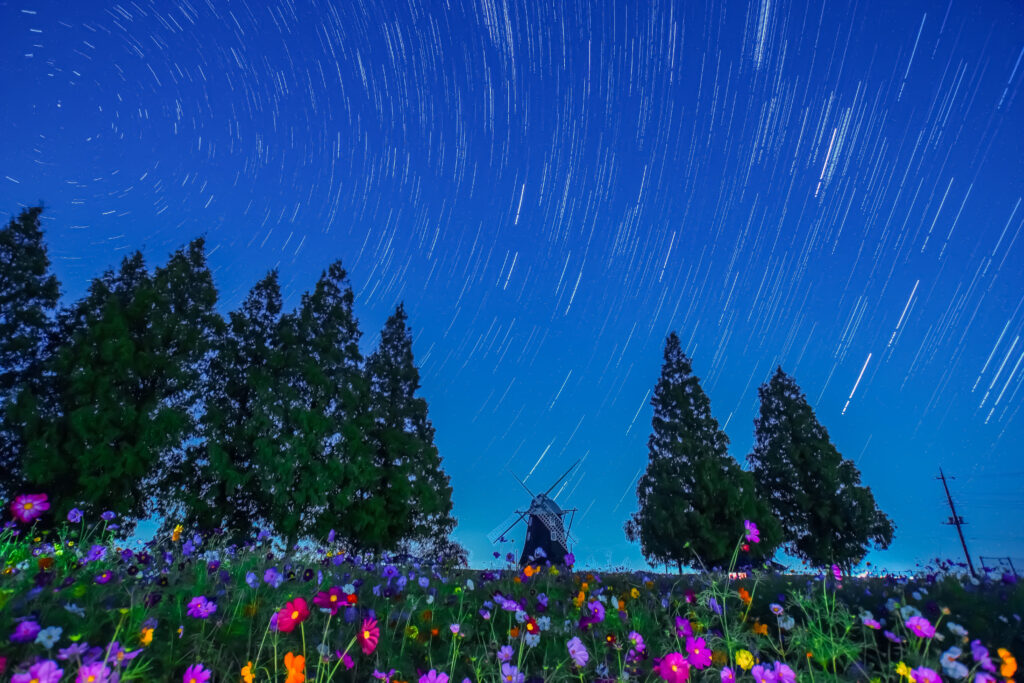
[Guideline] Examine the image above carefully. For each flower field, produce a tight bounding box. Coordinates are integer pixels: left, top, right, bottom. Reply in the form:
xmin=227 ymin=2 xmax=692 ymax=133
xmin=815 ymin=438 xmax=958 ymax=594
xmin=1 ymin=494 xmax=1021 ymax=683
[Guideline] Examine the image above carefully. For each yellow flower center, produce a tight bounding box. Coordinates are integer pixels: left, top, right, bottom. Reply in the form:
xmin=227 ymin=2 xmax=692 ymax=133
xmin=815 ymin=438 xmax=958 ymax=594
xmin=24 ymin=502 xmax=33 ymax=509
xmin=330 ymin=595 xmax=337 ymax=602
xmin=671 ymin=665 xmax=678 ymax=672
xmin=292 ymin=610 xmax=299 ymax=619
xmin=364 ymin=630 xmax=370 ymax=638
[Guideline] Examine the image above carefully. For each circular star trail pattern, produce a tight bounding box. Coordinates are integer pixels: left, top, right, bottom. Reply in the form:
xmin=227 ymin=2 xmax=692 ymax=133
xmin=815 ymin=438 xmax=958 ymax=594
xmin=3 ymin=0 xmax=1023 ymax=570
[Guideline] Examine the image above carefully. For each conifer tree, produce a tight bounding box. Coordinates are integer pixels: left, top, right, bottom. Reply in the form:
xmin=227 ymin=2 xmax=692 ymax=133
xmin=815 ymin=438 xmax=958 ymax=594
xmin=12 ymin=250 xmax=204 ymax=536
xmin=138 ymin=238 xmax=225 ymax=527
xmin=360 ymin=303 xmax=455 ymax=554
xmin=747 ymin=366 xmax=894 ymax=571
xmin=167 ymin=271 xmax=288 ymax=546
xmin=264 ymin=261 xmax=375 ymax=550
xmin=625 ymin=332 xmax=781 ymax=571
xmin=0 ymin=207 xmax=61 ymax=504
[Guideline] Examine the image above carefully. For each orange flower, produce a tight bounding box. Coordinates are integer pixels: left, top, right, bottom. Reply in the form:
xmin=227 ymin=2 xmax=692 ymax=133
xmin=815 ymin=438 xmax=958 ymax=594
xmin=999 ymin=649 xmax=1017 ymax=679
xmin=139 ymin=627 xmax=154 ymax=647
xmin=738 ymin=588 xmax=752 ymax=605
xmin=285 ymin=652 xmax=305 ymax=673
xmin=581 ymin=582 xmax=590 ymax=591
xmin=524 ymin=565 xmax=535 ymax=578
xmin=509 ymin=626 xmax=520 ymax=638
xmin=513 ymin=576 xmax=522 ymax=584
xmin=752 ymin=622 xmax=768 ymax=636
xmin=618 ymin=599 xmax=626 ymax=610
xmin=241 ymin=662 xmax=255 ymax=683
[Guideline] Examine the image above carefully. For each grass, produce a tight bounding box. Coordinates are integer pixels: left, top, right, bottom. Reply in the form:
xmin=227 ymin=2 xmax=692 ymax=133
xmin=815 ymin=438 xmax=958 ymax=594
xmin=1 ymin=500 xmax=1021 ymax=683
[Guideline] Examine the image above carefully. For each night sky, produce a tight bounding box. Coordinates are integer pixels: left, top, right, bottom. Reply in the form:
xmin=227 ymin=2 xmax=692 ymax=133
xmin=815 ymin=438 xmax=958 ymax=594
xmin=2 ymin=0 xmax=1023 ymax=573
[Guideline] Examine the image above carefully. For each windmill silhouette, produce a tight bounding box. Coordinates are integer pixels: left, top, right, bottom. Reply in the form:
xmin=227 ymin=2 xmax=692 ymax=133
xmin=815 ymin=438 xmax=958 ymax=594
xmin=487 ymin=459 xmax=580 ymax=566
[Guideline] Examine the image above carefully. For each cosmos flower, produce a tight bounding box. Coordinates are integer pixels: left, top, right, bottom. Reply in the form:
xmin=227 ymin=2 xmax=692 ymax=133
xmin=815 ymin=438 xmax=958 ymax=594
xmin=499 ymin=662 xmax=524 ymax=683
xmin=685 ymin=636 xmax=712 ymax=669
xmin=9 ymin=620 xmax=41 ymax=643
xmin=10 ymin=493 xmax=49 ymax=524
xmin=419 ymin=671 xmax=449 ymax=683
xmin=750 ymin=664 xmax=777 ymax=683
xmin=743 ymin=520 xmax=760 ymax=544
xmin=183 ymin=663 xmax=211 ymax=683
xmin=35 ymin=626 xmax=63 ymax=649
xmin=656 ymin=652 xmax=690 ymax=683
xmin=186 ymin=596 xmax=217 ymax=619
xmin=906 ymin=616 xmax=936 ymax=638
xmin=10 ymin=659 xmax=63 ymax=683
xmin=773 ymin=661 xmax=796 ymax=683
xmin=277 ymin=597 xmax=310 ymax=633
xmin=721 ymin=667 xmax=735 ymax=683
xmin=568 ymin=636 xmax=589 ymax=667
xmin=735 ymin=650 xmax=754 ymax=671
xmin=910 ymin=666 xmax=941 ymax=683
xmin=497 ymin=645 xmax=514 ymax=663
xmin=357 ymin=617 xmax=379 ymax=656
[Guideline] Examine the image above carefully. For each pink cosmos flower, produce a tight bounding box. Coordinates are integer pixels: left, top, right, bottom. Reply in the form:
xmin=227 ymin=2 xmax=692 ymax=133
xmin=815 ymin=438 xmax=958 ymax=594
xmin=721 ymin=667 xmax=735 ymax=683
xmin=419 ymin=670 xmax=449 ymax=683
xmin=314 ymin=587 xmax=346 ymax=616
xmin=567 ymin=636 xmax=589 ymax=667
xmin=910 ymin=666 xmax=941 ymax=683
xmin=744 ymin=520 xmax=760 ymax=544
xmin=685 ymin=636 xmax=712 ymax=669
xmin=182 ymin=663 xmax=211 ymax=683
xmin=657 ymin=652 xmax=691 ymax=683
xmin=11 ymin=659 xmax=63 ymax=683
xmin=751 ymin=664 xmax=777 ymax=683
xmin=906 ymin=615 xmax=936 ymax=638
xmin=75 ymin=662 xmax=116 ymax=683
xmin=10 ymin=493 xmax=49 ymax=524
xmin=773 ymin=661 xmax=796 ymax=683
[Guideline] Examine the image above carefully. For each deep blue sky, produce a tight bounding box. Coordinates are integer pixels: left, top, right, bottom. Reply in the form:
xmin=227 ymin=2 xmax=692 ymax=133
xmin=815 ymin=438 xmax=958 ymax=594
xmin=2 ymin=0 xmax=1022 ymax=573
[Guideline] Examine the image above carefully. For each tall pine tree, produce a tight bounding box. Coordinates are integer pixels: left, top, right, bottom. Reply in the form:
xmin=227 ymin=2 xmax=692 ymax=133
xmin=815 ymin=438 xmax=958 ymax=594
xmin=0 ymin=206 xmax=61 ymax=504
xmin=747 ymin=367 xmax=894 ymax=571
xmin=625 ymin=332 xmax=781 ymax=571
xmin=359 ymin=303 xmax=455 ymax=555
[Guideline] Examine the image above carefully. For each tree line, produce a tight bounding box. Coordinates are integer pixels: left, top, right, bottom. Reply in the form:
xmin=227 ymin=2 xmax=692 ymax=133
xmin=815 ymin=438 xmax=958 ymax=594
xmin=626 ymin=331 xmax=895 ymax=573
xmin=0 ymin=207 xmax=459 ymax=562
xmin=2 ymin=205 xmax=893 ymax=573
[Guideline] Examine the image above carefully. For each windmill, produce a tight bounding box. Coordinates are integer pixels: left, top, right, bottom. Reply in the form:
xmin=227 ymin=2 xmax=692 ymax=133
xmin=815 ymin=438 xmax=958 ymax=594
xmin=487 ymin=458 xmax=580 ymax=566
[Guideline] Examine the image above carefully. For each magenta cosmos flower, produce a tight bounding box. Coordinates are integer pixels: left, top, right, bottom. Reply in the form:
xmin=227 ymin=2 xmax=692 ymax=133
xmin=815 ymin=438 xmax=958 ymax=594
xmin=419 ymin=670 xmax=449 ymax=683
xmin=657 ymin=652 xmax=691 ymax=683
xmin=182 ymin=663 xmax=211 ymax=683
xmin=743 ymin=520 xmax=760 ymax=544
xmin=721 ymin=667 xmax=735 ymax=683
xmin=910 ymin=667 xmax=941 ymax=683
xmin=685 ymin=636 xmax=712 ymax=669
xmin=906 ymin=615 xmax=936 ymax=638
xmin=751 ymin=664 xmax=777 ymax=683
xmin=10 ymin=493 xmax=49 ymax=524
xmin=9 ymin=620 xmax=41 ymax=643
xmin=11 ymin=659 xmax=63 ymax=683
xmin=75 ymin=662 xmax=116 ymax=683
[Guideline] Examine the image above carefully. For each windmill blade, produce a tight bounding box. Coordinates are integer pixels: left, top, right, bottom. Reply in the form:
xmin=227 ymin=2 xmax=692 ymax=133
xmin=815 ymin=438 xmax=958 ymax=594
xmin=543 ymin=458 xmax=582 ymax=497
xmin=510 ymin=470 xmax=535 ymax=498
xmin=487 ymin=511 xmax=527 ymax=545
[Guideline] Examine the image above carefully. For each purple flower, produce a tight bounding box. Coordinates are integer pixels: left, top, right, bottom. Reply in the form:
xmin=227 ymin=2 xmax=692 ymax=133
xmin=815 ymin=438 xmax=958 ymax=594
xmin=709 ymin=597 xmax=722 ymax=615
xmin=75 ymin=662 xmax=116 ymax=683
xmin=9 ymin=619 xmax=41 ymax=643
xmin=418 ymin=576 xmax=430 ymax=589
xmin=831 ymin=564 xmax=842 ymax=581
xmin=675 ymin=616 xmax=693 ymax=637
xmin=910 ymin=667 xmax=941 ymax=683
xmin=564 ymin=553 xmax=575 ymax=567
xmin=328 ymin=529 xmax=336 ymax=544
xmin=862 ymin=616 xmax=881 ymax=629
xmin=264 ymin=567 xmax=284 ymax=588
xmin=975 ymin=674 xmax=997 ymax=683
xmin=418 ymin=670 xmax=449 ymax=683
xmin=500 ymin=663 xmax=524 ymax=683
xmin=744 ymin=520 xmax=760 ymax=544
xmin=57 ymin=642 xmax=91 ymax=660
xmin=907 ymin=615 xmax=936 ymax=638
xmin=884 ymin=630 xmax=903 ymax=643
xmin=750 ymin=664 xmax=777 ymax=683
xmin=101 ymin=511 xmax=116 ymax=521
xmin=721 ymin=667 xmax=736 ymax=683
xmin=685 ymin=636 xmax=712 ymax=669
xmin=186 ymin=596 xmax=217 ymax=619
xmin=86 ymin=545 xmax=107 ymax=562
xmin=95 ymin=570 xmax=114 ymax=584
xmin=182 ymin=663 xmax=211 ymax=683
xmin=773 ymin=661 xmax=796 ymax=683
xmin=567 ymin=636 xmax=589 ymax=667
xmin=11 ymin=659 xmax=63 ymax=683
xmin=497 ymin=645 xmax=514 ymax=663
xmin=67 ymin=508 xmax=83 ymax=523
xmin=382 ymin=565 xmax=399 ymax=579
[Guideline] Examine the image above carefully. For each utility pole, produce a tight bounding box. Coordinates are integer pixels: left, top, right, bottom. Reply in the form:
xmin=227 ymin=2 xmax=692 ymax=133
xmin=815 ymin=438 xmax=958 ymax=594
xmin=937 ymin=468 xmax=976 ymax=577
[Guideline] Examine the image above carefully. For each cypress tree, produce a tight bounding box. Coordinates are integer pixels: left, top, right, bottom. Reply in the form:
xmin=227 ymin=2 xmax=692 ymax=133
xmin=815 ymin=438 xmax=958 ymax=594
xmin=170 ymin=271 xmax=288 ymax=546
xmin=747 ymin=366 xmax=895 ymax=571
xmin=0 ymin=206 xmax=61 ymax=504
xmin=624 ymin=332 xmax=781 ymax=571
xmin=265 ymin=261 xmax=374 ymax=551
xmin=360 ymin=303 xmax=455 ymax=555
xmin=13 ymin=250 xmax=198 ymax=536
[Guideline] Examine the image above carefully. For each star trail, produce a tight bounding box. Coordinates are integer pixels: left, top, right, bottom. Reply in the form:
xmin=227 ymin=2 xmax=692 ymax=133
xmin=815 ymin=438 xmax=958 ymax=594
xmin=2 ymin=0 xmax=1022 ymax=572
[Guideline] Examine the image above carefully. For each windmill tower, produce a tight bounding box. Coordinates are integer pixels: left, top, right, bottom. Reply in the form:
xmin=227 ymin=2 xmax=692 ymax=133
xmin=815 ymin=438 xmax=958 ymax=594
xmin=487 ymin=459 xmax=580 ymax=566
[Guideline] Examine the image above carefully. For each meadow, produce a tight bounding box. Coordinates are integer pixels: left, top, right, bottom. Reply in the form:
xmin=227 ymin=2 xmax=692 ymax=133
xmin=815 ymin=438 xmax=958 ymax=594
xmin=1 ymin=493 xmax=1020 ymax=683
